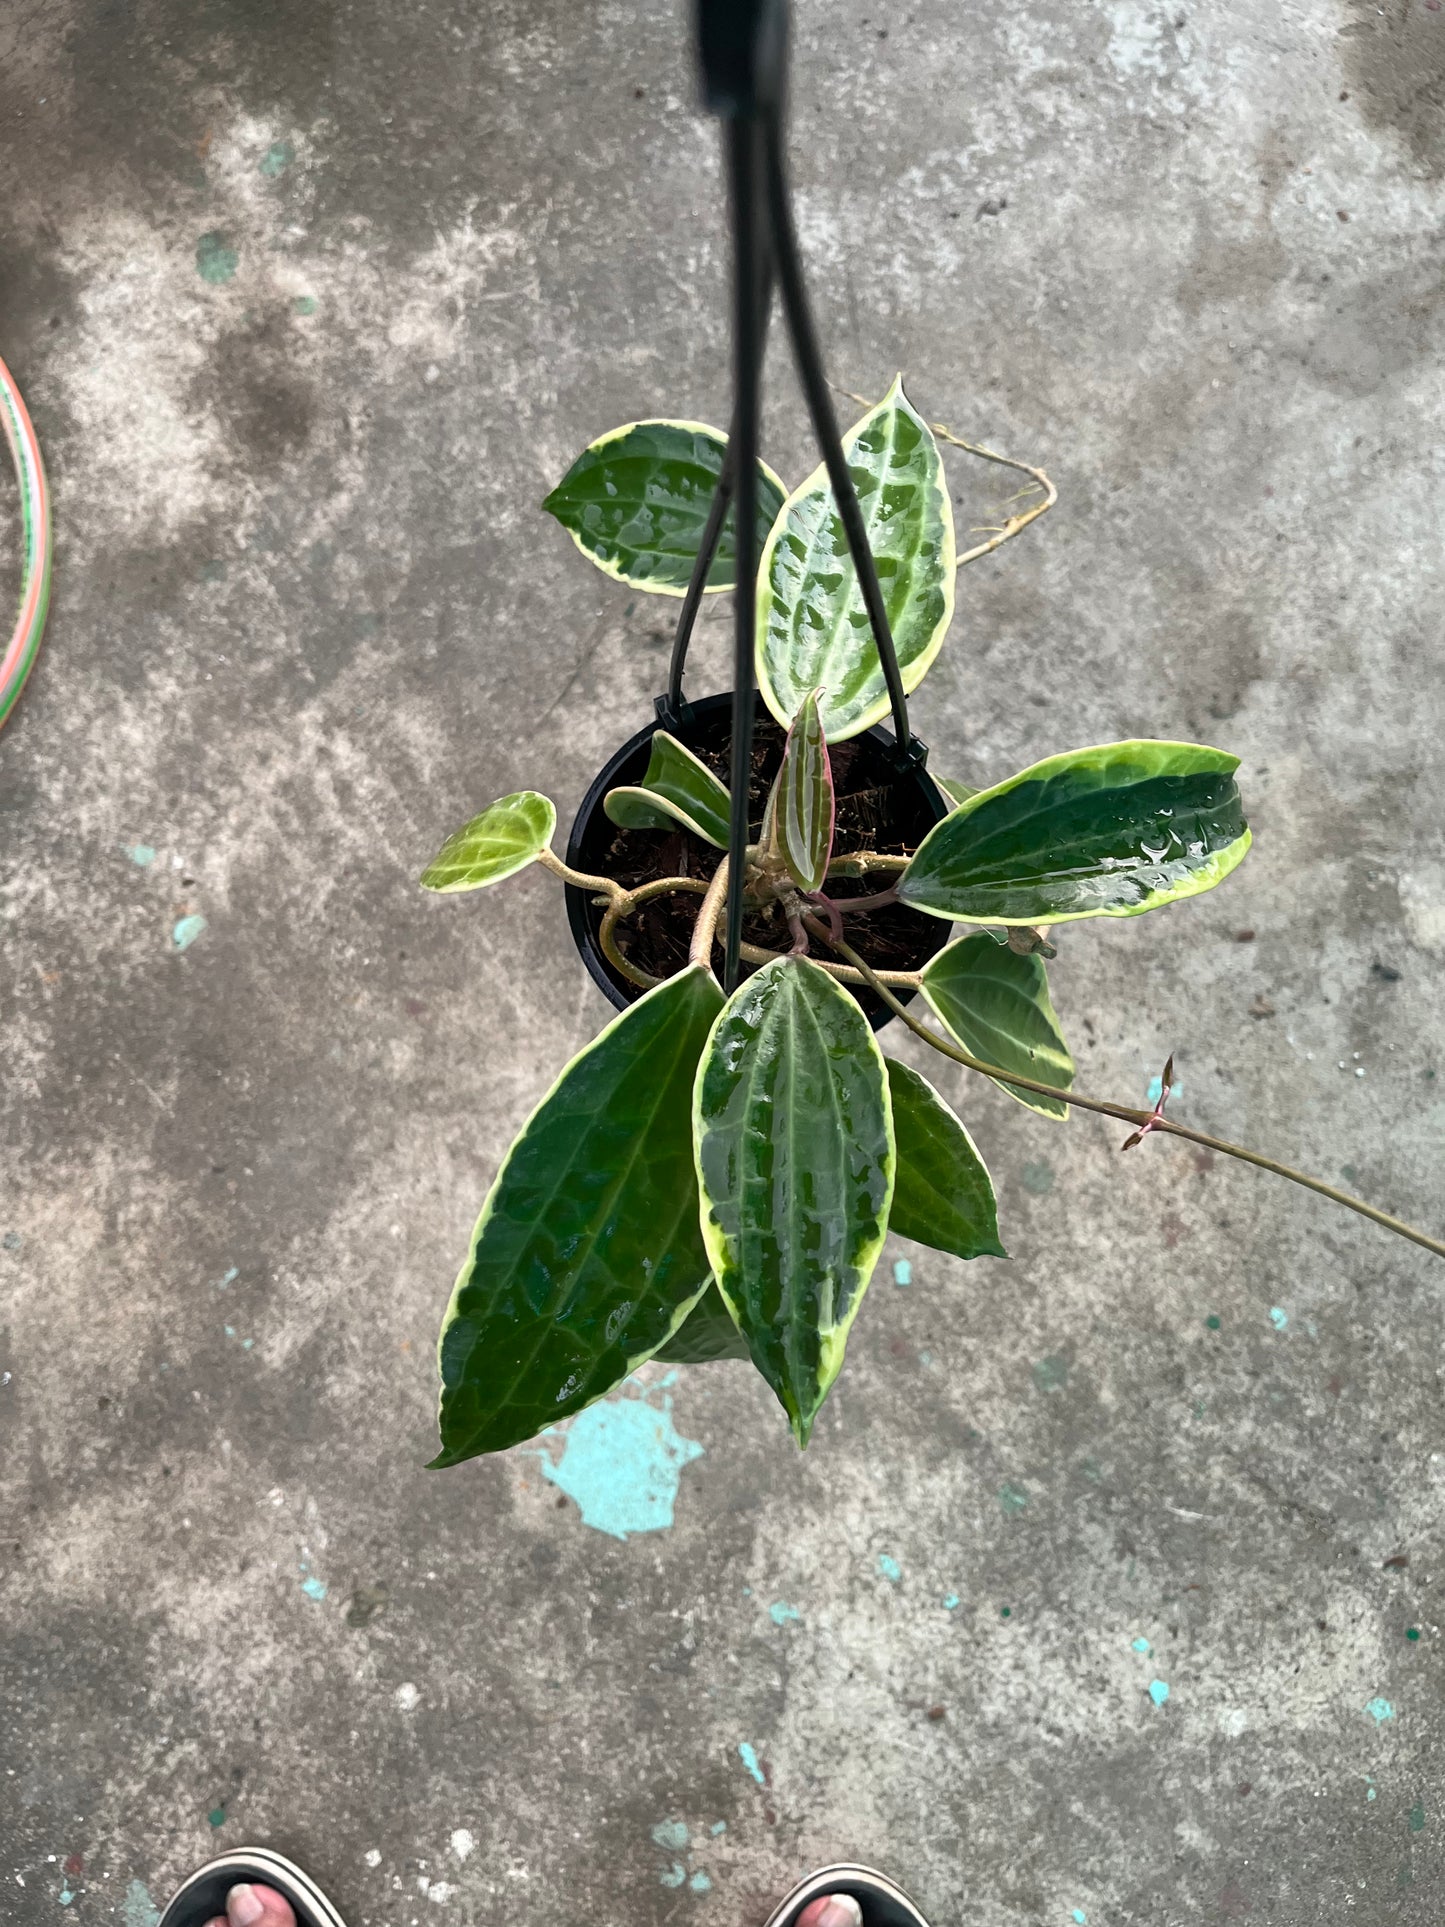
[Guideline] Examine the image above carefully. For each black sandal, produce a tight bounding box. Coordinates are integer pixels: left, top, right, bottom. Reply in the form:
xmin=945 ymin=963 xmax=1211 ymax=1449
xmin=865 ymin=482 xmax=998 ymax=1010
xmin=157 ymin=1849 xmax=347 ymax=1927
xmin=764 ymin=1863 xmax=931 ymax=1927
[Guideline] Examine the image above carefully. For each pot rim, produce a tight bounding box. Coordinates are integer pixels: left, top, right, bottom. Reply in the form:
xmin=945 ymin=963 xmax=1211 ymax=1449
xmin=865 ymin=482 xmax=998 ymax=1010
xmin=563 ymin=692 xmax=951 ymax=1031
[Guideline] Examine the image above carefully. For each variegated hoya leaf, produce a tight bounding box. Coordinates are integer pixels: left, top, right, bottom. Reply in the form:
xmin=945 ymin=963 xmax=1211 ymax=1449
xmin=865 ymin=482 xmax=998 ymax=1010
xmin=543 ymin=420 xmax=786 ymax=596
xmin=757 ymin=377 xmax=956 ymax=742
xmin=899 ymin=741 xmax=1250 ymax=926
xmin=693 ymin=957 xmax=894 ymax=1446
xmin=432 ymin=964 xmax=723 ymax=1465
xmin=922 ymin=930 xmax=1074 ymax=1121
xmin=604 ymin=729 xmax=732 ymax=847
xmin=886 ymin=1059 xmax=1006 ymax=1261
xmin=772 ymin=687 xmax=835 ymax=892
xmin=421 ymin=792 xmax=556 ymax=893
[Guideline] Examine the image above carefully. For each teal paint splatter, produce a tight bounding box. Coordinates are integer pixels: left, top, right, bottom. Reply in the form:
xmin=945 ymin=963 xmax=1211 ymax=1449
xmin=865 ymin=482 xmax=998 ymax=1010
xmin=651 ymin=1821 xmax=689 ymax=1852
xmin=709 ymin=1822 xmax=727 ymax=1836
xmin=1072 ymin=1911 xmax=1087 ymax=1924
xmin=999 ymin=1482 xmax=1028 ymax=1515
xmin=173 ymin=913 xmax=207 ymax=951
xmin=301 ymin=1576 xmax=327 ymax=1602
xmin=1269 ymin=1306 xmax=1289 ymax=1331
xmin=1365 ymin=1697 xmax=1395 ymax=1723
xmin=1366 ymin=1778 xmax=1377 ymax=1802
xmin=878 ymin=1554 xmax=902 ymax=1583
xmin=1407 ymin=1627 xmax=1421 ymax=1641
xmin=195 ymin=231 xmax=239 ymax=284
xmin=1132 ymin=1636 xmax=1151 ymax=1654
xmin=122 ymin=1882 xmax=161 ymax=1927
xmin=1032 ymin=1355 xmax=1069 ymax=1393
xmin=1205 ymin=1314 xmax=1221 ymax=1330
xmin=893 ymin=1258 xmax=912 ymax=1286
xmin=769 ymin=1602 xmax=801 ymax=1626
xmin=738 ymin=1742 xmax=765 ymax=1785
xmin=660 ymin=1864 xmax=686 ymax=1890
xmin=1021 ymin=1160 xmax=1053 ymax=1196
xmin=1149 ymin=1679 xmax=1170 ymax=1706
xmin=207 ymin=1805 xmax=226 ymax=1828
xmin=59 ymin=1891 xmax=74 ymax=1906
xmin=943 ymin=1594 xmax=960 ymax=1611
xmin=999 ymin=1606 xmax=1012 ymax=1619
xmin=689 ymin=1872 xmax=713 ymax=1894
xmin=2 ymin=1231 xmax=22 ymax=1251
xmin=541 ymin=1386 xmax=703 ymax=1539
xmin=294 ymin=296 xmax=318 ymax=316
xmin=259 ymin=139 xmax=294 ymax=177
xmin=124 ymin=843 xmax=156 ymax=867
xmin=1409 ymin=1801 xmax=1425 ymax=1833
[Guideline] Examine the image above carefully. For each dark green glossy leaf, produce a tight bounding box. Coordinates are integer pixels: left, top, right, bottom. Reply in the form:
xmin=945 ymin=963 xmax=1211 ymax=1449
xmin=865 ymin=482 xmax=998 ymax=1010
xmin=886 ymin=1059 xmax=1006 ymax=1260
xmin=921 ymin=930 xmax=1073 ymax=1121
xmin=693 ymin=957 xmax=894 ymax=1446
xmin=898 ymin=740 xmax=1251 ymax=925
xmin=432 ymin=964 xmax=723 ymax=1465
xmin=757 ymin=377 xmax=955 ymax=742
xmin=603 ymin=729 xmax=731 ymax=847
xmin=543 ymin=419 xmax=786 ymax=596
xmin=936 ymin=776 xmax=978 ymax=808
xmin=774 ymin=687 xmax=834 ymax=892
xmin=654 ymin=1282 xmax=750 ymax=1364
xmin=421 ymin=791 xmax=556 ymax=893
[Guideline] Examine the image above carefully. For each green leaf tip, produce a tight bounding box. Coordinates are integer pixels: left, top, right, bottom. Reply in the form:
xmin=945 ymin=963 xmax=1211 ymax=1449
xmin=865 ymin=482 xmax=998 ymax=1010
xmin=543 ymin=418 xmax=786 ymax=597
xmin=899 ymin=740 xmax=1250 ymax=926
xmin=757 ymin=384 xmax=955 ymax=742
xmin=693 ymin=956 xmax=894 ymax=1448
xmin=421 ymin=791 xmax=556 ymax=893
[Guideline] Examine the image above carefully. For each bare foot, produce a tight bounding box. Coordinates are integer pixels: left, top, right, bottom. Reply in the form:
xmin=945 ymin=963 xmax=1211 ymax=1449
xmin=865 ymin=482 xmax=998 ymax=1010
xmin=798 ymin=1896 xmax=864 ymax=1927
xmin=203 ymin=1885 xmax=296 ymax=1927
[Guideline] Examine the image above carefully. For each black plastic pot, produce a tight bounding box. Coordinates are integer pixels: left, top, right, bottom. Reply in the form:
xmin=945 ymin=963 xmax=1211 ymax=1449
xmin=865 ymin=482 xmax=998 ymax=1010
xmin=564 ymin=692 xmax=952 ymax=1032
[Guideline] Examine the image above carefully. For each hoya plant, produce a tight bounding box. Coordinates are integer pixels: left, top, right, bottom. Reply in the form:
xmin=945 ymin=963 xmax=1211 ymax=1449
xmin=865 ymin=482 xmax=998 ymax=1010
xmin=420 ymin=384 xmax=1441 ymax=1469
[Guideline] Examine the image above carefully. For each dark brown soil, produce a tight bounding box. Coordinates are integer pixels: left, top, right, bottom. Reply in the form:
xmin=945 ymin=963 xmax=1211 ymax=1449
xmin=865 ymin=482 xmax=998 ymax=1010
xmin=596 ymin=716 xmax=949 ymax=992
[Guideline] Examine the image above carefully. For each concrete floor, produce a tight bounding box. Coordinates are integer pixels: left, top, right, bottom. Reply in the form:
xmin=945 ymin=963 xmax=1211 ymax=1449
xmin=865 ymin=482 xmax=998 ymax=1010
xmin=2 ymin=1 xmax=1444 ymax=1922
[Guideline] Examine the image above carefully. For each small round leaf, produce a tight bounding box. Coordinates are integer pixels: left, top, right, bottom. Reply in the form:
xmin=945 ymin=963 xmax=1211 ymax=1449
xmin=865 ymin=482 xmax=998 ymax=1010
xmin=421 ymin=791 xmax=556 ymax=893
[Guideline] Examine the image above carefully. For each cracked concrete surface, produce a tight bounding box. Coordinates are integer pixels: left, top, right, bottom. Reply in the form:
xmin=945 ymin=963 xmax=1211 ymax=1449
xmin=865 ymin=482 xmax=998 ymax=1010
xmin=2 ymin=1 xmax=1443 ymax=1922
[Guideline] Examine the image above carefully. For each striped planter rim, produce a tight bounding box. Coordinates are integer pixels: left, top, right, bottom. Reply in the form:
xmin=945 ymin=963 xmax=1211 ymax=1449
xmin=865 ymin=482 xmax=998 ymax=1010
xmin=0 ymin=352 xmax=52 ymax=732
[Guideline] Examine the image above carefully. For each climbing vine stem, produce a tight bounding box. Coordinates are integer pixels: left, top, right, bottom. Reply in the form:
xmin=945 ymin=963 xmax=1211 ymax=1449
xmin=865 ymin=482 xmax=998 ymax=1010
xmin=799 ymin=914 xmax=1445 ymax=1263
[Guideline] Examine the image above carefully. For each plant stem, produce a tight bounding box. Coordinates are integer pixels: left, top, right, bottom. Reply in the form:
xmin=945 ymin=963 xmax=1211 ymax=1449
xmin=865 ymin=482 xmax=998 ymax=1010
xmin=690 ymin=855 xmax=731 ymax=969
xmin=597 ymin=917 xmax=661 ymax=990
xmin=597 ymin=875 xmax=710 ymax=992
xmin=536 ymin=846 xmax=625 ymax=903
xmin=802 ymin=915 xmax=1445 ymax=1263
xmin=833 ymin=884 xmax=900 ymax=914
xmin=739 ymin=941 xmax=920 ymax=989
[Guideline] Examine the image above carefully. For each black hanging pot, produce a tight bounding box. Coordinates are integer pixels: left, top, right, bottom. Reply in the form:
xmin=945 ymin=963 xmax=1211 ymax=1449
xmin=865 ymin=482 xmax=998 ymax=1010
xmin=564 ymin=692 xmax=952 ymax=1032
